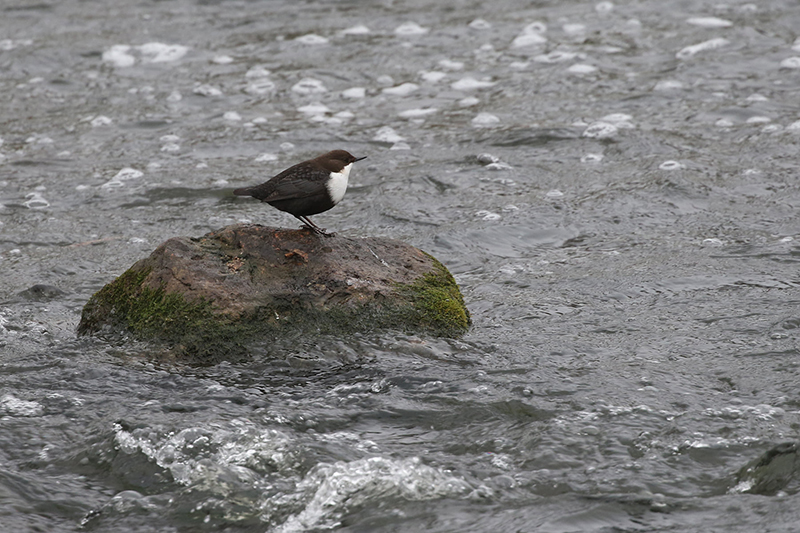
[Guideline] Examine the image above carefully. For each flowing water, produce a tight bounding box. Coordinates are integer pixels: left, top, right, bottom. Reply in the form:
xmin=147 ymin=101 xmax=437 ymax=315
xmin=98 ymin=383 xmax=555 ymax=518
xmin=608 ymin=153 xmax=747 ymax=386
xmin=2 ymin=0 xmax=800 ymax=531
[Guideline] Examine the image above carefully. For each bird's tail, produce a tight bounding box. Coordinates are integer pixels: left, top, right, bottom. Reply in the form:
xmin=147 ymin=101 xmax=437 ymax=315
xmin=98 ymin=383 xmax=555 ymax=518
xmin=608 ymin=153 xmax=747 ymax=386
xmin=232 ymin=187 xmax=252 ymax=196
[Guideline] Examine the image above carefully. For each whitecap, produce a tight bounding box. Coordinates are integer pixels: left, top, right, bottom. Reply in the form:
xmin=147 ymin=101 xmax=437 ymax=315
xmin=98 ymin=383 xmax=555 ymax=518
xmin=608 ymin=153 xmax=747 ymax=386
xmin=687 ymin=17 xmax=733 ymax=28
xmin=398 ymin=107 xmax=438 ymax=118
xmin=509 ymin=61 xmax=529 ymax=69
xmin=676 ymin=38 xmax=729 ymax=59
xmin=376 ymin=75 xmax=394 ymax=86
xmin=745 ymin=116 xmax=771 ymax=124
xmin=245 ymin=66 xmax=271 ymax=78
xmin=382 ymin=82 xmax=419 ymax=96
xmin=787 ymin=120 xmax=800 ymax=131
xmin=160 ymin=134 xmax=180 ymax=143
xmin=212 ymin=55 xmax=233 ymax=64
xmin=472 ymin=113 xmax=500 ymax=126
xmin=511 ymin=31 xmax=546 ymax=48
xmin=582 ymin=122 xmax=618 ymax=138
xmin=252 ymin=117 xmax=267 ymax=124
xmin=102 ymin=44 xmax=135 ymax=67
xmin=342 ymin=87 xmax=366 ymax=99
xmin=295 ymin=34 xmax=329 ymax=45
xmin=138 ymin=43 xmax=189 ymax=63
xmin=395 ymin=22 xmax=428 ymax=35
xmin=451 ymin=77 xmax=495 ymax=90
xmin=567 ymin=63 xmax=597 ymax=74
xmin=166 ymin=90 xmax=182 ymax=102
xmin=223 ymin=111 xmax=242 ymax=121
xmin=477 ymin=153 xmax=499 ymax=164
xmin=255 ymin=153 xmax=278 ymax=162
xmin=458 ymin=96 xmax=479 ymax=107
xmin=373 ymin=126 xmax=406 ymax=143
xmin=0 ymin=394 xmax=44 ymax=416
xmin=601 ymin=113 xmax=635 ymax=128
xmin=780 ymin=57 xmax=800 ymax=69
xmin=291 ymin=78 xmax=327 ymax=95
xmin=341 ymin=25 xmax=370 ymax=35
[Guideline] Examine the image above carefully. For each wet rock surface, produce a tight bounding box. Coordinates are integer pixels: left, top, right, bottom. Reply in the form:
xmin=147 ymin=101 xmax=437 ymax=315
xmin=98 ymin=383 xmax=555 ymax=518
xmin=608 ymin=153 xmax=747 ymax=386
xmin=78 ymin=224 xmax=469 ymax=355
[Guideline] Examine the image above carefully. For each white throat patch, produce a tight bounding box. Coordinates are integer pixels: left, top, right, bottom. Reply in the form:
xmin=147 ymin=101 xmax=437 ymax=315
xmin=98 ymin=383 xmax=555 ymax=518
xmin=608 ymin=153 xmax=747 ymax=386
xmin=326 ymin=162 xmax=352 ymax=205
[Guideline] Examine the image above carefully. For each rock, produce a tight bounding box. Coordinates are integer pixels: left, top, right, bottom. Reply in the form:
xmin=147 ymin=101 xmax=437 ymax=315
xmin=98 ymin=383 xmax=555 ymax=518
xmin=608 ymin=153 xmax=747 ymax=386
xmin=734 ymin=442 xmax=800 ymax=495
xmin=78 ymin=224 xmax=470 ymax=359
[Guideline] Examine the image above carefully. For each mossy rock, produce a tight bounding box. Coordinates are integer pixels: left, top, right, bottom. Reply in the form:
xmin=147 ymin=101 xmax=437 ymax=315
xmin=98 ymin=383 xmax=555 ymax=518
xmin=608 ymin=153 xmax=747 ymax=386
xmin=78 ymin=224 xmax=470 ymax=360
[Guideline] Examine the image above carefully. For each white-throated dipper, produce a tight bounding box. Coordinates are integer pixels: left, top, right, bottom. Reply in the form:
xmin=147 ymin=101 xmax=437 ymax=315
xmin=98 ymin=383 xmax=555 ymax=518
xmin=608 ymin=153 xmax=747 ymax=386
xmin=233 ymin=150 xmax=366 ymax=235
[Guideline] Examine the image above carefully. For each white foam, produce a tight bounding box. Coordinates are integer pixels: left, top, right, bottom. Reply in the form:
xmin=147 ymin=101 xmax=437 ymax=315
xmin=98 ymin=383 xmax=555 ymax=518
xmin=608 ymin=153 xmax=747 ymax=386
xmin=295 ymin=34 xmax=329 ymax=45
xmin=280 ymin=142 xmax=295 ymax=152
xmin=787 ymin=120 xmax=800 ymax=131
xmin=390 ymin=142 xmax=410 ymax=150
xmin=715 ymin=118 xmax=733 ymax=128
xmin=102 ymin=45 xmax=135 ymax=67
xmin=382 ymin=82 xmax=419 ymax=96
xmin=546 ymin=189 xmax=564 ymax=198
xmin=659 ymin=160 xmax=683 ymax=170
xmin=138 ymin=43 xmax=189 ymax=63
xmin=745 ymin=93 xmax=768 ymax=102
xmin=398 ymin=107 xmax=438 ymax=118
xmin=395 ymin=22 xmax=428 ymax=35
xmin=0 ymin=394 xmax=43 ymax=416
xmin=23 ymin=193 xmax=49 ymax=209
xmin=342 ymin=87 xmax=366 ymax=99
xmin=161 ymin=142 xmax=180 ymax=152
xmin=687 ymin=17 xmax=732 ymax=28
xmin=581 ymin=153 xmax=604 ymax=163
xmin=451 ymin=77 xmax=495 ymax=90
xmin=534 ymin=50 xmax=578 ymax=63
xmin=223 ymin=111 xmax=242 ymax=121
xmin=595 ymin=1 xmax=614 ymax=13
xmin=476 ymin=210 xmax=501 ymax=220
xmin=511 ymin=31 xmax=546 ymax=48
xmin=160 ymin=134 xmax=180 ymax=143
xmin=745 ymin=116 xmax=771 ymax=124
xmin=438 ymin=59 xmax=464 ymax=70
xmin=255 ymin=153 xmax=278 ymax=162
xmin=563 ymin=23 xmax=586 ymax=35
xmin=212 ymin=55 xmax=233 ymax=64
xmin=601 ymin=113 xmax=635 ymax=128
xmin=458 ymin=96 xmax=479 ymax=107
xmin=193 ymin=84 xmax=222 ymax=96
xmin=420 ymin=71 xmax=446 ymax=83
xmin=297 ymin=102 xmax=330 ymax=115
xmin=472 ymin=112 xmax=500 ymax=126
xmin=568 ymin=63 xmax=597 ymax=74
xmin=582 ymin=122 xmax=618 ymax=138
xmin=292 ymin=78 xmax=327 ymax=95
xmin=246 ymin=78 xmax=275 ymax=95
xmin=102 ymin=168 xmax=144 ymax=189
xmin=341 ymin=25 xmax=370 ymax=35
xmin=676 ymin=38 xmax=729 ymax=59
xmin=780 ymin=57 xmax=800 ymax=69
xmin=373 ymin=126 xmax=405 ymax=143
xmin=166 ymin=90 xmax=182 ymax=102
xmin=245 ymin=66 xmax=271 ymax=78
xmin=90 ymin=115 xmax=112 ymax=127
xmin=654 ymin=80 xmax=683 ymax=91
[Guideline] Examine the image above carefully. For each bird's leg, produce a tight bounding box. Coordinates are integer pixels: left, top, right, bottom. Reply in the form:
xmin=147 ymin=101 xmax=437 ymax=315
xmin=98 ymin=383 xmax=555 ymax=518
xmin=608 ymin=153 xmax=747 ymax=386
xmin=295 ymin=215 xmax=329 ymax=236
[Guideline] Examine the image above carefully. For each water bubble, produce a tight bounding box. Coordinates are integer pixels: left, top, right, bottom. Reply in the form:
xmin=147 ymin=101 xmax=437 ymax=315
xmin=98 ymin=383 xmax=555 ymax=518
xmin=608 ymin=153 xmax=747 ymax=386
xmin=546 ymin=189 xmax=564 ymax=198
xmin=458 ymin=96 xmax=480 ymax=107
xmin=279 ymin=142 xmax=295 ymax=152
xmin=715 ymin=118 xmax=734 ymax=127
xmin=138 ymin=43 xmax=189 ymax=63
xmin=582 ymin=122 xmax=618 ymax=138
xmin=223 ymin=111 xmax=242 ymax=121
xmin=563 ymin=23 xmax=586 ymax=35
xmin=23 ymin=193 xmax=50 ymax=209
xmin=245 ymin=78 xmax=275 ymax=95
xmin=291 ymin=78 xmax=327 ymax=95
xmin=255 ymin=153 xmax=278 ymax=162
xmin=398 ymin=107 xmax=438 ymax=119
xmin=745 ymin=116 xmax=771 ymax=124
xmin=567 ymin=63 xmax=597 ymax=74
xmin=295 ymin=34 xmax=328 ymax=45
xmin=654 ymin=80 xmax=683 ymax=91
xmin=581 ymin=153 xmax=604 ymax=163
xmin=193 ymin=84 xmax=222 ymax=96
xmin=166 ymin=90 xmax=182 ymax=102
xmin=595 ymin=1 xmax=614 ymax=13
xmin=702 ymin=238 xmax=724 ymax=247
xmin=534 ymin=50 xmax=578 ymax=63
xmin=90 ymin=115 xmax=112 ymax=127
xmin=373 ymin=126 xmax=406 ymax=143
xmin=659 ymin=160 xmax=683 ymax=170
xmin=102 ymin=44 xmax=135 ymax=67
xmin=438 ymin=59 xmax=464 ymax=70
xmin=297 ymin=103 xmax=330 ymax=116
xmin=476 ymin=210 xmax=501 ymax=220
xmin=420 ymin=71 xmax=446 ymax=83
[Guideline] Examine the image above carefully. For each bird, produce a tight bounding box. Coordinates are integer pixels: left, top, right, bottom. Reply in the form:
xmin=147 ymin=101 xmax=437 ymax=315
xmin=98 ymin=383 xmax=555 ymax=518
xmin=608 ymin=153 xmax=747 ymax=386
xmin=233 ymin=150 xmax=366 ymax=235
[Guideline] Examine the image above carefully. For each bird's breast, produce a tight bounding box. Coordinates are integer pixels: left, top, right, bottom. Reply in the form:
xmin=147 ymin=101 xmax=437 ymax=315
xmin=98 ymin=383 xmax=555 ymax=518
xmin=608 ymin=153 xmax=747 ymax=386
xmin=325 ymin=162 xmax=352 ymax=205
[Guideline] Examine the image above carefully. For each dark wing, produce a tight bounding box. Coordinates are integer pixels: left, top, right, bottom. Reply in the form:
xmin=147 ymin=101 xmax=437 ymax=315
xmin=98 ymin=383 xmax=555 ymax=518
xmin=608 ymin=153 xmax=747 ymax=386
xmin=238 ymin=162 xmax=327 ymax=202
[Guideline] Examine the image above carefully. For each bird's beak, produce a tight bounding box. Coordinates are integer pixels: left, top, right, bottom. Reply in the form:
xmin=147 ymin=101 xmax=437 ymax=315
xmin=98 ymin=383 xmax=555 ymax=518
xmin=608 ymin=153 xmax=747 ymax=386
xmin=355 ymin=156 xmax=367 ymax=162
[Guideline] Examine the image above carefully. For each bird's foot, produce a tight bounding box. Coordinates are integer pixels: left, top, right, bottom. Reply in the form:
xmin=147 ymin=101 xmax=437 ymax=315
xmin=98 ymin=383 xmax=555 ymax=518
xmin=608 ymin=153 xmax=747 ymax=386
xmin=301 ymin=224 xmax=332 ymax=236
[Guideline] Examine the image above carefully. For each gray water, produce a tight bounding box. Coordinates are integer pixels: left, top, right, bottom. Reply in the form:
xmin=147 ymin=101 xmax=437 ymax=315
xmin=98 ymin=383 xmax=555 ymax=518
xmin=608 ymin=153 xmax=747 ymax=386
xmin=2 ymin=0 xmax=800 ymax=531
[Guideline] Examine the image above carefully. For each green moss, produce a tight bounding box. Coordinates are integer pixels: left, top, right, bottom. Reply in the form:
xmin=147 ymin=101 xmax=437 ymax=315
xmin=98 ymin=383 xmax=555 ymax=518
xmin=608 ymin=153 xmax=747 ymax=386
xmin=396 ymin=254 xmax=471 ymax=336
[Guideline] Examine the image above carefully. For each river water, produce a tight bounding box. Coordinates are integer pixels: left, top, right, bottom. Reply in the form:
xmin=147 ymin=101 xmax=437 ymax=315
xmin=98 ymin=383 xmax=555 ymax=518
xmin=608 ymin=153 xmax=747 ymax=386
xmin=2 ymin=0 xmax=799 ymax=531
